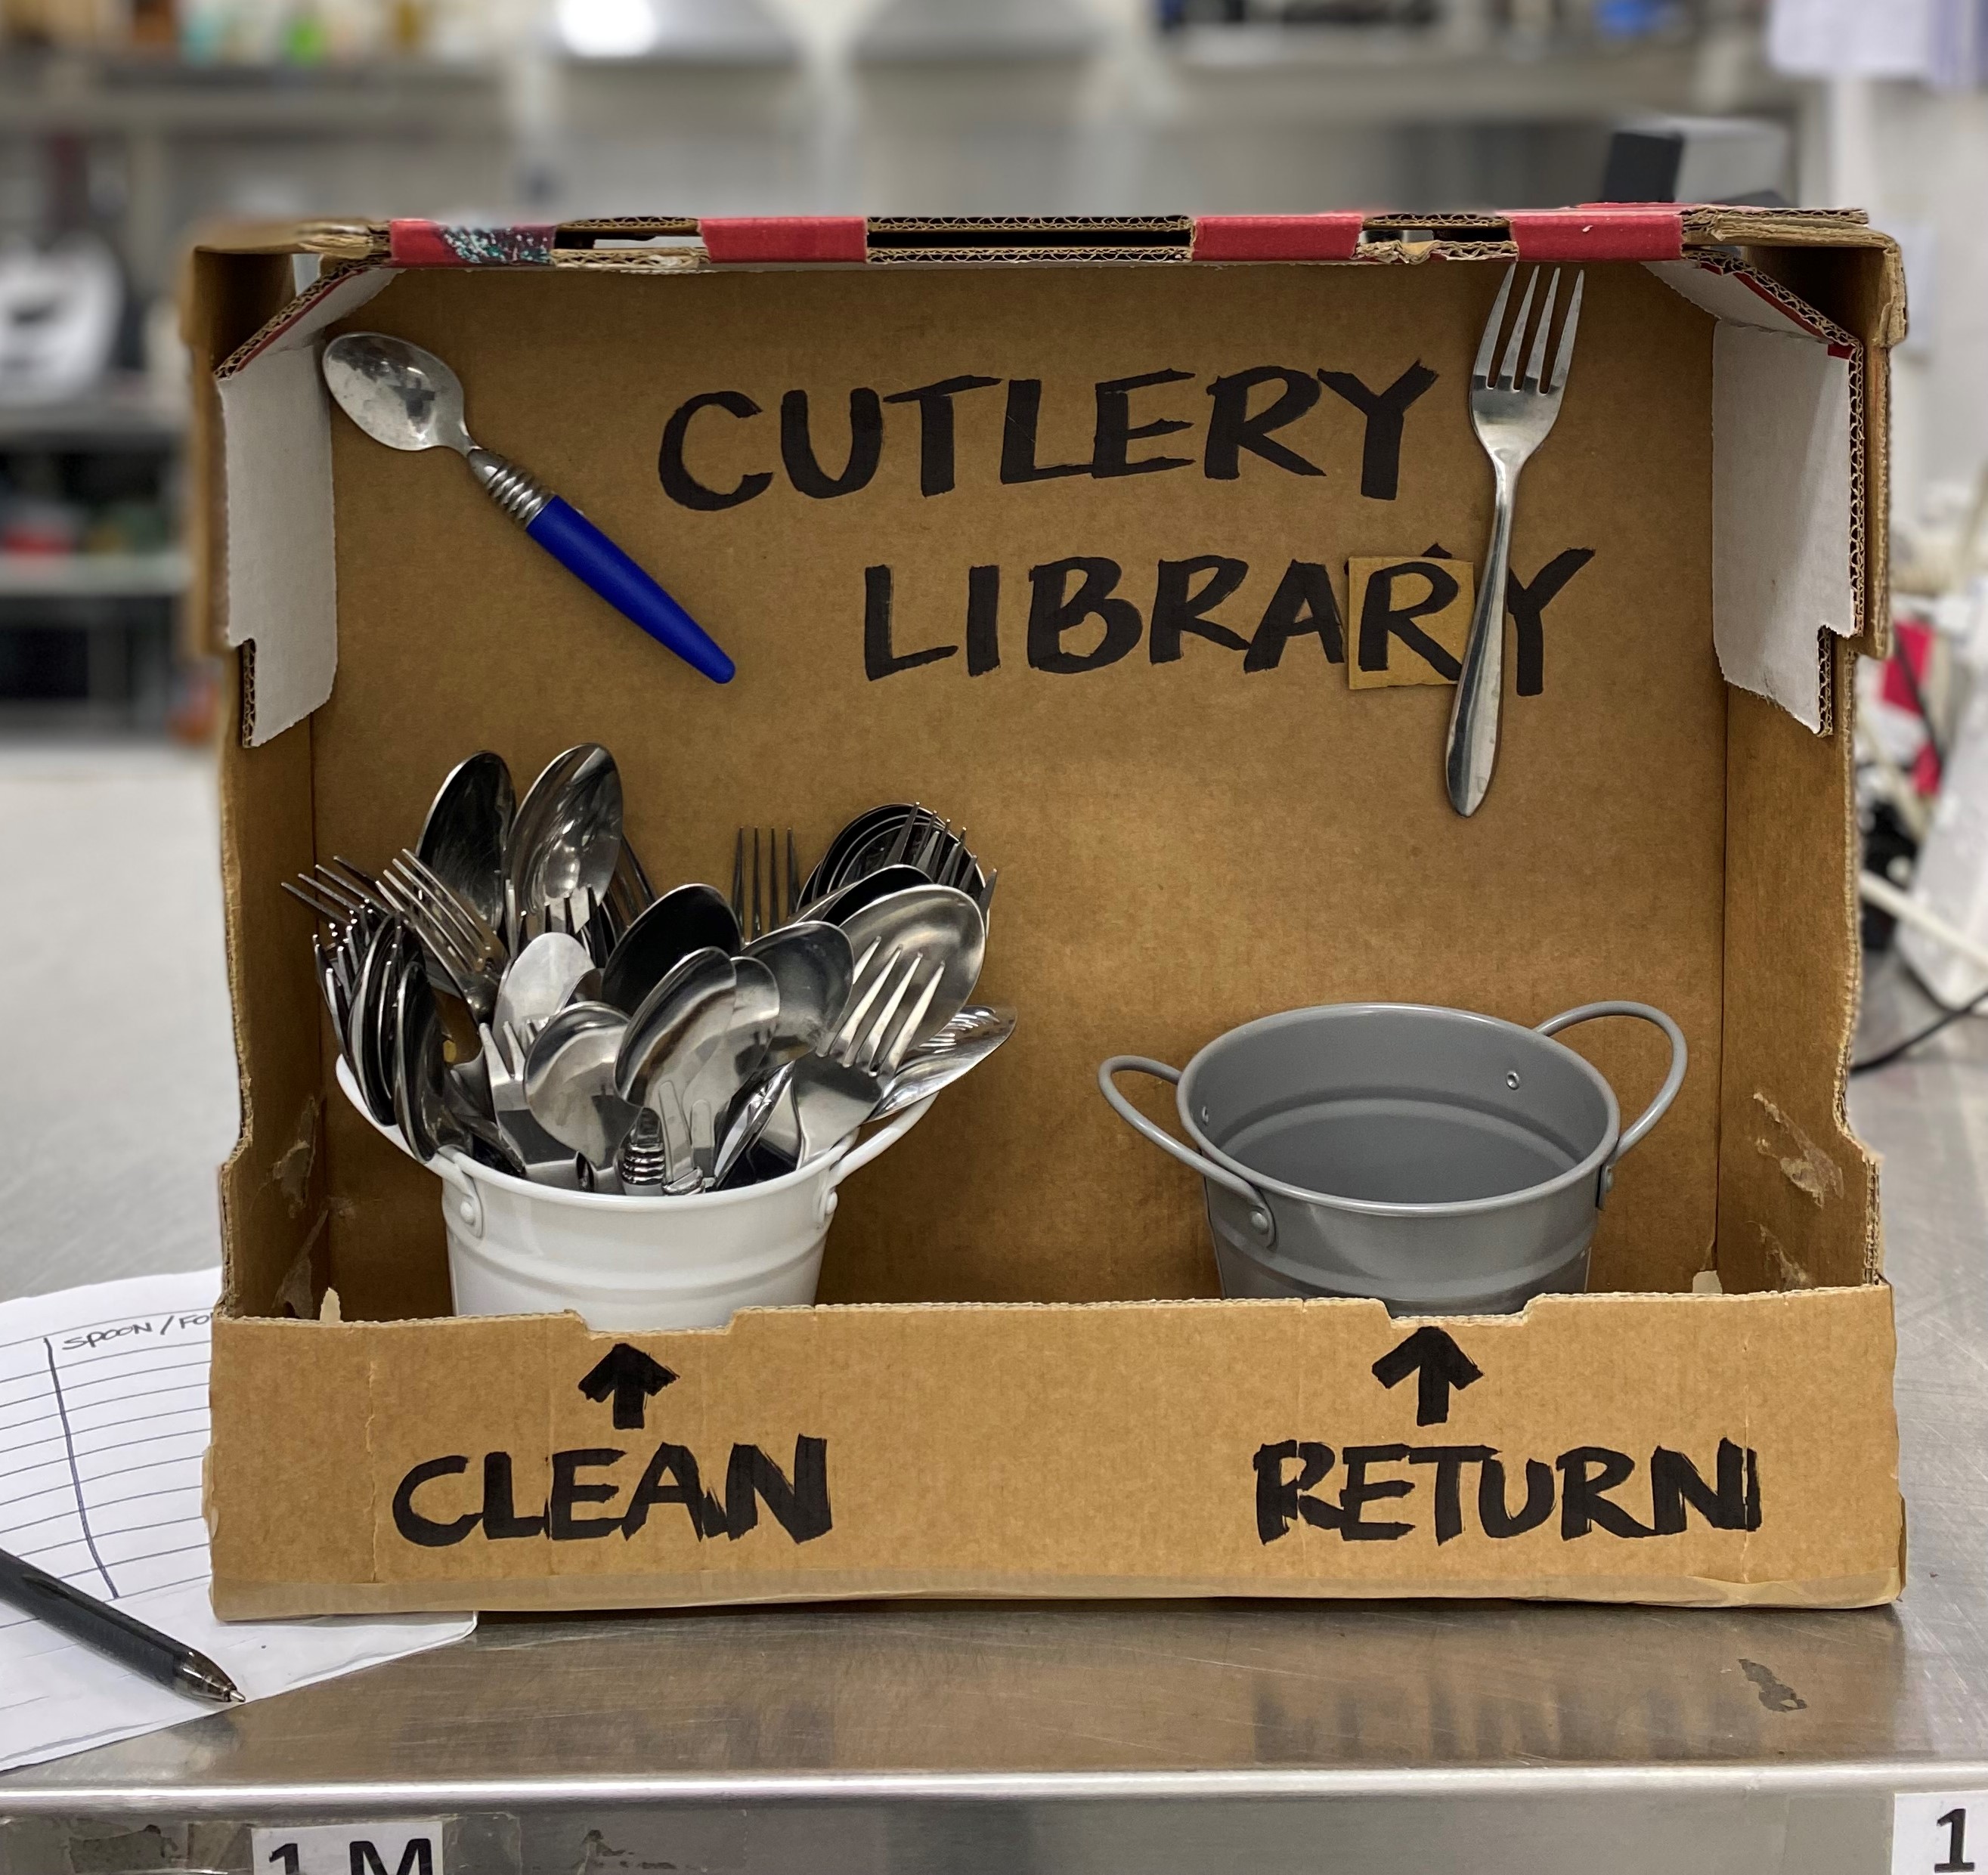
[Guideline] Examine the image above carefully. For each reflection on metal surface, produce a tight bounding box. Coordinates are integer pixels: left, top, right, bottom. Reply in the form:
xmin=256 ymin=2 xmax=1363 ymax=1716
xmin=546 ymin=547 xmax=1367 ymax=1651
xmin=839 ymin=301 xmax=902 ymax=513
xmin=0 ymin=959 xmax=1984 ymax=1873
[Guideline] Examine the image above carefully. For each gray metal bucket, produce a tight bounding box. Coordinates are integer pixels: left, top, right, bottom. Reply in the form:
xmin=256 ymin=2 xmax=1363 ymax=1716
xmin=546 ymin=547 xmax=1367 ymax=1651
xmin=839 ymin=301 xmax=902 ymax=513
xmin=1101 ymin=1001 xmax=1686 ymax=1316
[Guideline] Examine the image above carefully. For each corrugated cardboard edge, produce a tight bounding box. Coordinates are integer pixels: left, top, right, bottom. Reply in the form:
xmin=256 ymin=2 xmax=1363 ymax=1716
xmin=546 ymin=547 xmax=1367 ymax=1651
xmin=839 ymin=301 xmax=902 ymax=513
xmin=280 ymin=205 xmax=1882 ymax=273
xmin=212 ymin=1565 xmax=1903 ymax=1620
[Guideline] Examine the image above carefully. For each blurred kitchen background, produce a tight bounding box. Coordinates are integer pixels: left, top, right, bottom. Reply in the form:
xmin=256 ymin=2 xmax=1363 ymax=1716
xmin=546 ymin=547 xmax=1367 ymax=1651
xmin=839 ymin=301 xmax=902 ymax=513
xmin=2 ymin=0 xmax=1986 ymax=735
xmin=3 ymin=0 xmax=1987 ymax=1292
xmin=0 ymin=0 xmax=1983 ymax=735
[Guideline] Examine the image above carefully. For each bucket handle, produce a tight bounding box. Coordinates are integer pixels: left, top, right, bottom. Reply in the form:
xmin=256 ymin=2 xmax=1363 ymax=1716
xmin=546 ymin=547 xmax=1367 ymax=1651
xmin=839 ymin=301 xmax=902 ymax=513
xmin=1534 ymin=1001 xmax=1688 ymax=1183
xmin=816 ymin=1095 xmax=937 ymax=1226
xmin=431 ymin=1150 xmax=485 ymax=1240
xmin=1098 ymin=1057 xmax=1276 ymax=1249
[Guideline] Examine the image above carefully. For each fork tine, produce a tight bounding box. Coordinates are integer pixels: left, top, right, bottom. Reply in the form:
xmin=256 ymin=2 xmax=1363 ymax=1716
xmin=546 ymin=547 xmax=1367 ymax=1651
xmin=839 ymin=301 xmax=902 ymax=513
xmin=911 ymin=815 xmax=944 ymax=878
xmin=379 ymin=870 xmax=478 ymax=974
xmin=1522 ymin=269 xmax=1559 ymax=391
xmin=621 ymin=837 xmax=655 ymax=906
xmin=284 ymin=877 xmax=348 ymax=924
xmin=314 ymin=863 xmax=375 ymax=914
xmin=400 ymin=849 xmax=503 ymax=954
xmin=854 ymin=953 xmax=920 ymax=1072
xmin=377 ymin=892 xmax=467 ymax=985
xmin=1472 ymin=264 xmax=1516 ymax=385
xmin=730 ymin=828 xmax=745 ymax=926
xmin=751 ymin=828 xmax=764 ymax=939
xmin=386 ymin=857 xmax=482 ymax=962
xmin=398 ymin=852 xmax=502 ymax=964
xmin=881 ymin=960 xmax=944 ymax=1073
xmin=786 ymin=831 xmax=800 ymax=924
xmin=883 ymin=805 xmax=921 ymax=870
xmin=830 ymin=945 xmax=902 ymax=1062
xmin=387 ymin=853 xmax=482 ymax=958
xmin=1495 ymin=268 xmax=1537 ymax=390
xmin=325 ymin=856 xmax=382 ymax=895
xmin=1549 ymin=269 xmax=1584 ymax=394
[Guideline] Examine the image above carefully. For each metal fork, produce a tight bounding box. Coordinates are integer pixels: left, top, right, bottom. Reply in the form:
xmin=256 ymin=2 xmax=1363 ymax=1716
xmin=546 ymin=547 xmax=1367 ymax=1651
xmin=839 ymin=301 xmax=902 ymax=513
xmin=824 ymin=945 xmax=945 ymax=1073
xmin=518 ymin=885 xmax=601 ymax=951
xmin=1445 ymin=262 xmax=1584 ymax=818
xmin=878 ymin=806 xmax=996 ymax=911
xmin=386 ymin=849 xmax=506 ymax=970
xmin=732 ymin=827 xmax=801 ymax=940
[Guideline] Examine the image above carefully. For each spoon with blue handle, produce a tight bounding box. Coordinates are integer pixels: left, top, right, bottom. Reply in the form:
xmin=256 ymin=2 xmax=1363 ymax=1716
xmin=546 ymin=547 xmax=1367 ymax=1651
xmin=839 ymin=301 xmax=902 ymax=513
xmin=321 ymin=332 xmax=735 ymax=685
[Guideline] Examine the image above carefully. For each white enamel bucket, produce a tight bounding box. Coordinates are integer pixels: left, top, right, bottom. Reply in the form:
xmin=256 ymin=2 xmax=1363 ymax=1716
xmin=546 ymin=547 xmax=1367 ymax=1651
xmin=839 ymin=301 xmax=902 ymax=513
xmin=336 ymin=1057 xmax=932 ymax=1330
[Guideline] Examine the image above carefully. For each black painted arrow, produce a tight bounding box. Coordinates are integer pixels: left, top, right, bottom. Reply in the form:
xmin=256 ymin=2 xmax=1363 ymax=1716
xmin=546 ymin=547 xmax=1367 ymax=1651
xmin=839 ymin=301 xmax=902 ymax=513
xmin=579 ymin=1343 xmax=678 ymax=1430
xmin=1371 ymin=1326 xmax=1482 ymax=1427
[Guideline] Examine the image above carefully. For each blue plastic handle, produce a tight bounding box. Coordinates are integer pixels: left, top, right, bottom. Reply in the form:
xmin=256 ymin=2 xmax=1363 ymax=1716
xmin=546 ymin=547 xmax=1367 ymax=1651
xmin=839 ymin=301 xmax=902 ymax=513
xmin=524 ymin=495 xmax=735 ymax=685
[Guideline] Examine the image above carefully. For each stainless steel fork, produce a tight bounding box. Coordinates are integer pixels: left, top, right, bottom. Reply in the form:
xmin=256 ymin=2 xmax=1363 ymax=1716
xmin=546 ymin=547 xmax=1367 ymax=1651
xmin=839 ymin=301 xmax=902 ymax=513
xmin=824 ymin=945 xmax=944 ymax=1074
xmin=1445 ymin=263 xmax=1584 ymax=817
xmin=732 ymin=826 xmax=801 ymax=939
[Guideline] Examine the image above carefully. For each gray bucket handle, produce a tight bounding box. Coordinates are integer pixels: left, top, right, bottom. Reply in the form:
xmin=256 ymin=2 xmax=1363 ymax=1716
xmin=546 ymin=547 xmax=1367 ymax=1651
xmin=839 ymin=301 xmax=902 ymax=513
xmin=1098 ymin=1057 xmax=1277 ymax=1248
xmin=1534 ymin=1001 xmax=1688 ymax=1174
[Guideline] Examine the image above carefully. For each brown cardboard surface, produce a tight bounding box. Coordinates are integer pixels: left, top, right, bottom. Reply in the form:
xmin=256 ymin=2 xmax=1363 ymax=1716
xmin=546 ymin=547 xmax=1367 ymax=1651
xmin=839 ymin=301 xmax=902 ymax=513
xmin=195 ymin=225 xmax=1901 ymax=1612
xmin=1718 ymin=642 xmax=1878 ymax=1295
xmin=1345 ymin=555 xmax=1475 ymax=688
xmin=207 ymin=1283 xmax=1902 ymax=1615
xmin=306 ymin=258 xmax=1724 ymax=1315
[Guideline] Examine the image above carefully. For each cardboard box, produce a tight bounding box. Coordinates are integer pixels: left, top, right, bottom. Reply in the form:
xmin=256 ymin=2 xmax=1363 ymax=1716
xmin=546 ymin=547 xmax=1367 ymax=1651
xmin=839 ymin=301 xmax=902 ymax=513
xmin=194 ymin=207 xmax=1907 ymax=1615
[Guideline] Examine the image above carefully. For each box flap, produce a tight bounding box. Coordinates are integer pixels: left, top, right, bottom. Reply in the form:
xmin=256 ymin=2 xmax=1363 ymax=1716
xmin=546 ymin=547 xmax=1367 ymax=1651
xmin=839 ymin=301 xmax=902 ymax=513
xmin=214 ymin=265 xmax=398 ymax=746
xmin=1649 ymin=257 xmax=1861 ymax=733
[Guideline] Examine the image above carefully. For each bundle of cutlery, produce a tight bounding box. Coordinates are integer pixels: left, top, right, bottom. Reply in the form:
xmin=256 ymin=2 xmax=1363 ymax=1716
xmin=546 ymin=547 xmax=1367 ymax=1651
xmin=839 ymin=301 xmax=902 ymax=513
xmin=286 ymin=747 xmax=1011 ymax=1197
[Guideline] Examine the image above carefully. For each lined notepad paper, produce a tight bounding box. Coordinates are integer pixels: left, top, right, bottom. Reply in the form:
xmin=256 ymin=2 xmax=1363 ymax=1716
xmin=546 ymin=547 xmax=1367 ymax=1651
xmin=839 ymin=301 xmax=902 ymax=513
xmin=0 ymin=1269 xmax=472 ymax=1774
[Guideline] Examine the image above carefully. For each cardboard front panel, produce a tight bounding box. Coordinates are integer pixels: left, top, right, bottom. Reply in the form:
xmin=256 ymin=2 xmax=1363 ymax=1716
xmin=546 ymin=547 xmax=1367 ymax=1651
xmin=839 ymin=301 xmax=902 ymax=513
xmin=299 ymin=258 xmax=1731 ymax=1318
xmin=207 ymin=1286 xmax=1902 ymax=1614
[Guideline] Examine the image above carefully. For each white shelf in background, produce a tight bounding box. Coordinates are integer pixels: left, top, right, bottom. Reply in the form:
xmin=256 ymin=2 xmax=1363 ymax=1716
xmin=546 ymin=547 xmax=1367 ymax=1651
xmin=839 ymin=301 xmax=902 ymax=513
xmin=0 ymin=551 xmax=189 ymax=599
xmin=0 ymin=54 xmax=503 ymax=136
xmin=0 ymin=379 xmax=186 ymax=447
xmin=1160 ymin=26 xmax=1792 ymax=122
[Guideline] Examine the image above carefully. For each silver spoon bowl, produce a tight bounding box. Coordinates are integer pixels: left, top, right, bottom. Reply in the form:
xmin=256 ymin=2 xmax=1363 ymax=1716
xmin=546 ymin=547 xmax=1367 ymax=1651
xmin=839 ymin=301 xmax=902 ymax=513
xmin=417 ymin=750 xmax=513 ymax=942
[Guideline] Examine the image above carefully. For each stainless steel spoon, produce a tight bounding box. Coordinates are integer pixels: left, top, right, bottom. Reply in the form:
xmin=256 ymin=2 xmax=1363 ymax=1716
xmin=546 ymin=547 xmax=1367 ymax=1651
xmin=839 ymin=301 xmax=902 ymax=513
xmin=614 ymin=947 xmax=741 ymax=1170
xmin=492 ymin=930 xmax=597 ymax=1060
xmin=507 ymin=745 xmax=623 ymax=949
xmin=416 ymin=750 xmax=513 ymax=942
xmin=741 ymin=918 xmax=854 ymax=1057
xmin=810 ymin=863 xmax=931 ymax=927
xmin=320 ymin=333 xmax=735 ymax=685
xmin=710 ymin=1058 xmax=794 ymax=1187
xmin=760 ymin=1055 xmax=887 ymax=1168
xmin=600 ymin=882 xmax=742 ymax=1016
xmin=351 ymin=918 xmax=407 ymax=1128
xmin=524 ymin=1000 xmax=639 ymax=1172
xmin=871 ymin=1004 xmax=1016 ymax=1122
xmin=689 ymin=955 xmax=780 ymax=1175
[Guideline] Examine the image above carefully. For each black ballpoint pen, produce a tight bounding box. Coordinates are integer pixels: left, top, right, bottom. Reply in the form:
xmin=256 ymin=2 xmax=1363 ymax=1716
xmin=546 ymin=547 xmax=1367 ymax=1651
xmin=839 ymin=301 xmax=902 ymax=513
xmin=0 ymin=1544 xmax=243 ymax=1704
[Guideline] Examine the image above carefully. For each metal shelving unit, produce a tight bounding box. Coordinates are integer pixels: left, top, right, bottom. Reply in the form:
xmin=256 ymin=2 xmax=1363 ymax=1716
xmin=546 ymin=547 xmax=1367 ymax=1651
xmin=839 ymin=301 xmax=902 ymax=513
xmin=0 ymin=48 xmax=503 ymax=136
xmin=0 ymin=549 xmax=187 ymax=598
xmin=0 ymin=379 xmax=187 ymax=730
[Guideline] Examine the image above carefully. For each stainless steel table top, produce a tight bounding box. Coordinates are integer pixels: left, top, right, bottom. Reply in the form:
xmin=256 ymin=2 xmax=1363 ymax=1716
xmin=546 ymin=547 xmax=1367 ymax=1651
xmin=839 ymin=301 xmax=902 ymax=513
xmin=1 ymin=832 xmax=1982 ymax=1873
